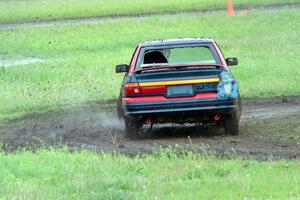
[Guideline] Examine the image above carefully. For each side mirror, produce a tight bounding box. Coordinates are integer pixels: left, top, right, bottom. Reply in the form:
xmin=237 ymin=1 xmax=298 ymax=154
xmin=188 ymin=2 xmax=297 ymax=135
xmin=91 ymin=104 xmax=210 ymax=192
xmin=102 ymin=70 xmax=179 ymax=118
xmin=115 ymin=64 xmax=129 ymax=73
xmin=226 ymin=58 xmax=238 ymax=66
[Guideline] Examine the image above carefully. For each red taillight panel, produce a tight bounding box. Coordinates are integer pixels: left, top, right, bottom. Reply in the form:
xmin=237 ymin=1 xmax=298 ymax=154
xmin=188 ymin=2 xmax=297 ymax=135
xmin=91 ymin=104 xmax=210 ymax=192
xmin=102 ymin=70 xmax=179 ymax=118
xmin=141 ymin=86 xmax=166 ymax=94
xmin=124 ymin=83 xmax=167 ymax=96
xmin=124 ymin=83 xmax=141 ymax=95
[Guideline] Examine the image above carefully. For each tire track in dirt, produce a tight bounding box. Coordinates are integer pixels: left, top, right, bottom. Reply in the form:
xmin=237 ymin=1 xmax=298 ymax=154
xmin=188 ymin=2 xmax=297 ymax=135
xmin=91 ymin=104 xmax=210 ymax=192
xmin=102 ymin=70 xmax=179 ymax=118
xmin=1 ymin=96 xmax=300 ymax=160
xmin=0 ymin=3 xmax=299 ymax=29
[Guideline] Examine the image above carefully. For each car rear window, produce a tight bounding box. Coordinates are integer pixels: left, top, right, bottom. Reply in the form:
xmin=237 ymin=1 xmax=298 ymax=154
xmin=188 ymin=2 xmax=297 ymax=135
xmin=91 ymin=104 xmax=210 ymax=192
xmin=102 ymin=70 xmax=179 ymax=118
xmin=168 ymin=46 xmax=215 ymax=64
xmin=139 ymin=45 xmax=217 ymax=69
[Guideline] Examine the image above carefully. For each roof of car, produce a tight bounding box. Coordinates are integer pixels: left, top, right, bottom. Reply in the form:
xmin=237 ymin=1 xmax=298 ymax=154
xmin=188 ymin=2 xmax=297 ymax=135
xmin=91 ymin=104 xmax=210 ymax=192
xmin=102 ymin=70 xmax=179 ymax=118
xmin=141 ymin=38 xmax=214 ymax=47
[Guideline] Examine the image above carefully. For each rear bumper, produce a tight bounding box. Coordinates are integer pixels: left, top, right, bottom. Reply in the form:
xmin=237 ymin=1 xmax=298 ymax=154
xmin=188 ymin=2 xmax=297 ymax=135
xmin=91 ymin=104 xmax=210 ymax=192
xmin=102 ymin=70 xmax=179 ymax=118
xmin=123 ymin=95 xmax=237 ymax=116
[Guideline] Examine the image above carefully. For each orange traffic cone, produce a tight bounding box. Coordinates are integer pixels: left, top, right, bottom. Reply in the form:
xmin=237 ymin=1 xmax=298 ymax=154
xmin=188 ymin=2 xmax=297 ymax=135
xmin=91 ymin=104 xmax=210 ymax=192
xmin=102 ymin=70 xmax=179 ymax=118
xmin=227 ymin=0 xmax=234 ymax=16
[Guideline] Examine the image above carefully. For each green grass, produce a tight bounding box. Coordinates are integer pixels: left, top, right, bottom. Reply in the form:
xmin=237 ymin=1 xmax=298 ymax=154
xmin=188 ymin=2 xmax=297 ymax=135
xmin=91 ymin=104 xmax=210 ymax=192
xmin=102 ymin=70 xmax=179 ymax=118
xmin=0 ymin=0 xmax=299 ymax=23
xmin=0 ymin=149 xmax=299 ymax=199
xmin=0 ymin=9 xmax=300 ymax=121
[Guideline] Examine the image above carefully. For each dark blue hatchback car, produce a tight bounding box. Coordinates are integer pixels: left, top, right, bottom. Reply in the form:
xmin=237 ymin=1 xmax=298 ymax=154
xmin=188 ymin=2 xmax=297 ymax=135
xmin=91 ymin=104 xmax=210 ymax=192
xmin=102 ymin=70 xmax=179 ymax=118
xmin=116 ymin=38 xmax=241 ymax=139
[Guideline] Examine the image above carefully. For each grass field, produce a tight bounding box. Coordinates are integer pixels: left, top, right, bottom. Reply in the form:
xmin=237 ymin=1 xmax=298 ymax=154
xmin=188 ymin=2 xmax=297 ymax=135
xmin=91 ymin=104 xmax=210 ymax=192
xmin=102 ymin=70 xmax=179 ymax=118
xmin=0 ymin=8 xmax=299 ymax=121
xmin=0 ymin=0 xmax=299 ymax=23
xmin=0 ymin=3 xmax=299 ymax=198
xmin=0 ymin=149 xmax=299 ymax=199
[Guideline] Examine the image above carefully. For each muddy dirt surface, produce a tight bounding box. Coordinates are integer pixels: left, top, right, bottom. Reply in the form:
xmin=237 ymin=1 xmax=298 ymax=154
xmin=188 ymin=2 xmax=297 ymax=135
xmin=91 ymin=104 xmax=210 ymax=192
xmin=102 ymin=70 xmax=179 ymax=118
xmin=1 ymin=96 xmax=299 ymax=160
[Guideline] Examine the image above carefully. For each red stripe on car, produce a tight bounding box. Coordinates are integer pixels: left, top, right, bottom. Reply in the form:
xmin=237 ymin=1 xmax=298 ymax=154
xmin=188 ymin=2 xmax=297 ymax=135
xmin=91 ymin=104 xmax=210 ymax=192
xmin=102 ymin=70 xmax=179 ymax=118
xmin=122 ymin=92 xmax=217 ymax=104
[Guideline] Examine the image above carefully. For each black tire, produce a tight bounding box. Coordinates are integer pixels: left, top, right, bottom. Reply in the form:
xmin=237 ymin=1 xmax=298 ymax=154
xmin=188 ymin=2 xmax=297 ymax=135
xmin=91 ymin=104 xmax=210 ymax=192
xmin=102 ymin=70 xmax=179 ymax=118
xmin=224 ymin=109 xmax=240 ymax=135
xmin=224 ymin=97 xmax=241 ymax=136
xmin=237 ymin=96 xmax=242 ymax=119
xmin=117 ymin=95 xmax=124 ymax=119
xmin=124 ymin=117 xmax=143 ymax=139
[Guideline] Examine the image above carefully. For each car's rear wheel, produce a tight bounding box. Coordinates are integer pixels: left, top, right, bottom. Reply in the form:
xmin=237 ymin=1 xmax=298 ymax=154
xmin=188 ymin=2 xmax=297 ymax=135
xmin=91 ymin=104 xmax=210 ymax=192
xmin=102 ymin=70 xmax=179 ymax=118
xmin=117 ymin=95 xmax=124 ymax=119
xmin=224 ymin=109 xmax=240 ymax=135
xmin=124 ymin=117 xmax=143 ymax=139
xmin=224 ymin=98 xmax=241 ymax=136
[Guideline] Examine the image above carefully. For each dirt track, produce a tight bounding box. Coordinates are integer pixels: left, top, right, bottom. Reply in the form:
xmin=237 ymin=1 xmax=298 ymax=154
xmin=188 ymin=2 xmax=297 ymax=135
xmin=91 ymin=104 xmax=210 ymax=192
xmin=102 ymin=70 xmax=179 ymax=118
xmin=1 ymin=96 xmax=299 ymax=160
xmin=0 ymin=3 xmax=299 ymax=29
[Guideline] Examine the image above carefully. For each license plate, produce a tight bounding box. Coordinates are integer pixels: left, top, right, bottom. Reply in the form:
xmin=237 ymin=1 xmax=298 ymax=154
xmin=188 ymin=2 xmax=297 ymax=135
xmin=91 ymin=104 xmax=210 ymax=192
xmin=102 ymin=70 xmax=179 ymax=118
xmin=167 ymin=85 xmax=194 ymax=97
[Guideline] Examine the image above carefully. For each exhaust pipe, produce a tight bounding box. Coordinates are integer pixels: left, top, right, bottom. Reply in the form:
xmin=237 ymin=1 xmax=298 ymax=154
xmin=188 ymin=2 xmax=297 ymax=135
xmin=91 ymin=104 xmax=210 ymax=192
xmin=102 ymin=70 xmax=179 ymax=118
xmin=146 ymin=118 xmax=152 ymax=124
xmin=214 ymin=114 xmax=221 ymax=121
xmin=145 ymin=118 xmax=153 ymax=132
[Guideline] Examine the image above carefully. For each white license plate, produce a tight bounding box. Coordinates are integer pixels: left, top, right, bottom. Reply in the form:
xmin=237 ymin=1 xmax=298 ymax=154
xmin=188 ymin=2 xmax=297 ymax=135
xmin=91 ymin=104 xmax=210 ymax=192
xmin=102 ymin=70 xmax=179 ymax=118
xmin=167 ymin=85 xmax=194 ymax=97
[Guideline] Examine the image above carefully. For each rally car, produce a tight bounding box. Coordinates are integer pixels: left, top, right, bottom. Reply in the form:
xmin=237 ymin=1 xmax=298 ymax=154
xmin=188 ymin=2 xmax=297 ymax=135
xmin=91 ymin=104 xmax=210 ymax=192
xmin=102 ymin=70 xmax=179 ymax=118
xmin=116 ymin=38 xmax=241 ymax=139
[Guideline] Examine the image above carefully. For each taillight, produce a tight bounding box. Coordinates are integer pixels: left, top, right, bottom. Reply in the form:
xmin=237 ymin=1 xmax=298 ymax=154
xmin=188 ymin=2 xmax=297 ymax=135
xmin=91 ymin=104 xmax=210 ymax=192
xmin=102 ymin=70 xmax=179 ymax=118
xmin=141 ymin=86 xmax=166 ymax=94
xmin=124 ymin=83 xmax=166 ymax=96
xmin=124 ymin=83 xmax=141 ymax=95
